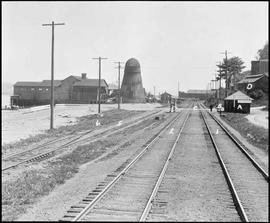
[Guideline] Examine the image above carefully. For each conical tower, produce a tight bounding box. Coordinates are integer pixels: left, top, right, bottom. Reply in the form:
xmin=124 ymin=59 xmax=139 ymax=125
xmin=121 ymin=58 xmax=145 ymax=103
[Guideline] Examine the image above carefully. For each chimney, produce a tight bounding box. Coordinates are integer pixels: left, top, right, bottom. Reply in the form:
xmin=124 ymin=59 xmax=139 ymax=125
xmin=81 ymin=73 xmax=87 ymax=79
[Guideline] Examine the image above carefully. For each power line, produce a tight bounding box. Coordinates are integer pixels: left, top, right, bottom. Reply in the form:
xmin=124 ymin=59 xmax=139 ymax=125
xmin=114 ymin=61 xmax=124 ymax=110
xmin=92 ymin=57 xmax=108 ymax=114
xmin=42 ymin=21 xmax=65 ymax=130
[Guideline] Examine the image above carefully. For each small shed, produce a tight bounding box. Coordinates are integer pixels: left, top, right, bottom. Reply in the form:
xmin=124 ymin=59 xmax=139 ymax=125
xmin=224 ymin=91 xmax=253 ymax=114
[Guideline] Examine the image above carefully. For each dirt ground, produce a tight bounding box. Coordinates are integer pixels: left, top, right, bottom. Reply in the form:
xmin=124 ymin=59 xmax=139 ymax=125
xmin=246 ymin=106 xmax=268 ymax=129
xmin=2 ymin=103 xmax=162 ymax=144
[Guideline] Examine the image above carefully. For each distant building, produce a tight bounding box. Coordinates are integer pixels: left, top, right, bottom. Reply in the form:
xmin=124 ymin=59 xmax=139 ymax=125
xmin=108 ymin=83 xmax=119 ymax=97
xmin=13 ymin=73 xmax=108 ymax=106
xmin=160 ymin=92 xmax=172 ymax=103
xmin=179 ymin=89 xmax=214 ymax=100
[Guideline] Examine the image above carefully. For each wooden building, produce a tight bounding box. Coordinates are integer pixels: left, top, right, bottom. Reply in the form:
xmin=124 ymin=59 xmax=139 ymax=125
xmin=72 ymin=79 xmax=108 ymax=103
xmin=160 ymin=92 xmax=172 ymax=103
xmin=237 ymin=73 xmax=268 ymax=93
xmin=13 ymin=73 xmax=108 ymax=106
xmin=224 ymin=91 xmax=253 ymax=114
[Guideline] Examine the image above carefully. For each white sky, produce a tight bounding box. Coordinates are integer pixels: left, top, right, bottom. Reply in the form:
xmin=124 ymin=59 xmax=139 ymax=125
xmin=2 ymin=1 xmax=268 ymax=95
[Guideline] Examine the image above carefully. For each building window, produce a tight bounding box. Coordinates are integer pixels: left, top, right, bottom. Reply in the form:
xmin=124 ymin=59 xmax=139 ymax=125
xmin=31 ymin=88 xmax=35 ymax=91
xmin=39 ymin=88 xmax=42 ymax=91
xmin=45 ymin=88 xmax=49 ymax=91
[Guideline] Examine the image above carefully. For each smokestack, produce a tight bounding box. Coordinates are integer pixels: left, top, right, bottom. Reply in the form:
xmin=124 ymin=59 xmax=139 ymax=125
xmin=81 ymin=73 xmax=87 ymax=79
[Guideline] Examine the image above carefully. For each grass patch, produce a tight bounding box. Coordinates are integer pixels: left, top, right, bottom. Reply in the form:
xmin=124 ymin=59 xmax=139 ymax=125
xmin=221 ymin=113 xmax=268 ymax=152
xmin=2 ymin=137 xmax=120 ymax=221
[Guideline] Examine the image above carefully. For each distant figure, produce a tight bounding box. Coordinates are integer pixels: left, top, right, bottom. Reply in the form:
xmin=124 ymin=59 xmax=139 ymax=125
xmin=210 ymin=104 xmax=213 ymax=112
xmin=170 ymin=97 xmax=176 ymax=112
xmin=172 ymin=98 xmax=176 ymax=112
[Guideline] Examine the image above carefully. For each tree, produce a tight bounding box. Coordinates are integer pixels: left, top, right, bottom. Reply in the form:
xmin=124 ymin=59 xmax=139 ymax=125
xmin=217 ymin=56 xmax=245 ymax=91
xmin=256 ymin=41 xmax=268 ymax=60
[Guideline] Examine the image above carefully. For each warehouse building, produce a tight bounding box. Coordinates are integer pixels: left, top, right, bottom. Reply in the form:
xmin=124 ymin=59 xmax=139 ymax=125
xmin=12 ymin=73 xmax=108 ymax=106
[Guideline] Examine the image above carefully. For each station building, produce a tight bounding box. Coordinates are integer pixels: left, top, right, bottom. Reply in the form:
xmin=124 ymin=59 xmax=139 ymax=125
xmin=13 ymin=73 xmax=108 ymax=106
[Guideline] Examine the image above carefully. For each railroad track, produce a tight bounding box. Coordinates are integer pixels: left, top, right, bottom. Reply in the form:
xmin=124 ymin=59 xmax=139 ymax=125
xmin=60 ymin=105 xmax=193 ymax=221
xmin=2 ymin=110 xmax=163 ymax=172
xmin=199 ymin=104 xmax=268 ymax=222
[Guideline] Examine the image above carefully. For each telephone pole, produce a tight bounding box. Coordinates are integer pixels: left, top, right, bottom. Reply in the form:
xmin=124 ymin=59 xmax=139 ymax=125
xmin=211 ymin=74 xmax=217 ymax=99
xmin=220 ymin=50 xmax=231 ymax=97
xmin=217 ymin=62 xmax=222 ymax=101
xmin=153 ymin=86 xmax=156 ymax=102
xmin=42 ymin=21 xmax=65 ymax=129
xmin=114 ymin=61 xmax=124 ymax=109
xmin=92 ymin=57 xmax=108 ymax=113
xmin=178 ymin=81 xmax=180 ymax=98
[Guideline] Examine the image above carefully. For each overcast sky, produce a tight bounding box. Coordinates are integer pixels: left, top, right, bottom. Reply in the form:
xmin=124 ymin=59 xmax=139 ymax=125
xmin=2 ymin=1 xmax=268 ymax=95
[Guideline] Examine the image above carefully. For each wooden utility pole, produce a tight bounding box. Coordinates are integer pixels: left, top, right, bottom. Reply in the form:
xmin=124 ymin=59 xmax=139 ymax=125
xmin=92 ymin=57 xmax=107 ymax=113
xmin=218 ymin=62 xmax=222 ymax=100
xmin=211 ymin=74 xmax=217 ymax=99
xmin=220 ymin=50 xmax=231 ymax=97
xmin=114 ymin=61 xmax=124 ymax=110
xmin=178 ymin=81 xmax=179 ymax=98
xmin=42 ymin=21 xmax=65 ymax=129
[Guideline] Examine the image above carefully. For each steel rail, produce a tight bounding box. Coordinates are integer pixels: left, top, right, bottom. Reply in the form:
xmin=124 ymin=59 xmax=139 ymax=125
xmin=139 ymin=110 xmax=191 ymax=221
xmin=3 ymin=110 xmax=161 ymax=161
xmin=72 ymin=111 xmax=184 ymax=221
xmin=200 ymin=108 xmax=249 ymax=222
xmin=2 ymin=110 xmax=163 ymax=172
xmin=207 ymin=111 xmax=268 ymax=181
xmin=199 ymin=103 xmax=268 ymax=181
